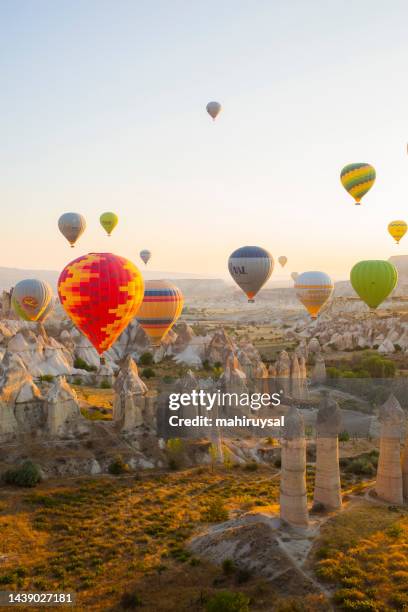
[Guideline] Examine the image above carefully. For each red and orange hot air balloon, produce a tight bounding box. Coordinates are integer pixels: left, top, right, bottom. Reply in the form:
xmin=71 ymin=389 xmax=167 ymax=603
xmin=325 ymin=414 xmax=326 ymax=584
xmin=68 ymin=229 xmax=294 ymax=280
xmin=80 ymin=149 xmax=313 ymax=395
xmin=58 ymin=252 xmax=144 ymax=355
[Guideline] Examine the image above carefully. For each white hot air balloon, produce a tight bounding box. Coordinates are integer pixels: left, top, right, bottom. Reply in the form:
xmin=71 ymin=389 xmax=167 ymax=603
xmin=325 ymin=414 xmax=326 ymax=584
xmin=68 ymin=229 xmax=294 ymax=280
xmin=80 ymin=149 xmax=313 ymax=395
xmin=140 ymin=250 xmax=152 ymax=265
xmin=206 ymin=101 xmax=222 ymax=121
xmin=228 ymin=246 xmax=274 ymax=302
xmin=291 ymin=272 xmax=299 ymax=282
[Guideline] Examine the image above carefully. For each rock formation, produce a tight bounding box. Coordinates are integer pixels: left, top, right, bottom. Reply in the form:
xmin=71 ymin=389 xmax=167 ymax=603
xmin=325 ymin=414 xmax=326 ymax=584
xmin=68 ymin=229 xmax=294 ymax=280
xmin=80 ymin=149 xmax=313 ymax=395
xmin=313 ymin=394 xmax=342 ymax=510
xmin=113 ymin=356 xmax=150 ymax=431
xmin=46 ymin=376 xmax=86 ymax=437
xmin=402 ymin=437 xmax=408 ymax=502
xmin=280 ymin=406 xmax=309 ymax=527
xmin=375 ymin=394 xmax=404 ymax=505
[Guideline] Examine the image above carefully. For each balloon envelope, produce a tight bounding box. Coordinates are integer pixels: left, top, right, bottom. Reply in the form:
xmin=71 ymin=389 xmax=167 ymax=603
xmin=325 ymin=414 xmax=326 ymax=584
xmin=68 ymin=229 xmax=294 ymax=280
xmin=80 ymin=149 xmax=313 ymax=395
xmin=58 ymin=252 xmax=144 ymax=354
xmin=136 ymin=280 xmax=184 ymax=345
xmin=291 ymin=272 xmax=299 ymax=282
xmin=340 ymin=163 xmax=376 ymax=204
xmin=58 ymin=213 xmax=86 ymax=247
xmin=388 ymin=220 xmax=407 ymax=244
xmin=206 ymin=101 xmax=222 ymax=120
xmin=278 ymin=256 xmax=287 ymax=268
xmin=12 ymin=279 xmax=53 ymax=322
xmin=228 ymin=246 xmax=274 ymax=302
xmin=140 ymin=249 xmax=152 ymax=265
xmin=350 ymin=260 xmax=398 ymax=309
xmin=100 ymin=212 xmax=119 ymax=236
xmin=37 ymin=297 xmax=55 ymax=322
xmin=295 ymin=271 xmax=333 ymax=319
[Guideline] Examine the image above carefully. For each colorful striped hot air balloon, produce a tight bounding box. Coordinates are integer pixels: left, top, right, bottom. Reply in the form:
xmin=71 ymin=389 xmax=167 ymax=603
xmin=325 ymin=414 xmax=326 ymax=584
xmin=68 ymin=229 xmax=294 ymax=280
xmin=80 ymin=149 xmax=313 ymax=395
xmin=350 ymin=260 xmax=398 ymax=309
xmin=228 ymin=246 xmax=274 ymax=302
xmin=340 ymin=163 xmax=376 ymax=205
xmin=136 ymin=280 xmax=184 ymax=346
xmin=12 ymin=279 xmax=53 ymax=322
xmin=388 ymin=220 xmax=407 ymax=244
xmin=58 ymin=253 xmax=144 ymax=354
xmin=100 ymin=212 xmax=119 ymax=236
xmin=295 ymin=271 xmax=333 ymax=319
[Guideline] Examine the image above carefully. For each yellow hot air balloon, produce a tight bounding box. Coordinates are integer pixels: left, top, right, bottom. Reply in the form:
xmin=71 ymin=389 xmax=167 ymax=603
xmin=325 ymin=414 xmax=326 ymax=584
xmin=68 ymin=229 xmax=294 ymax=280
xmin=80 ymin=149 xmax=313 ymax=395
xmin=136 ymin=280 xmax=184 ymax=346
xmin=388 ymin=220 xmax=407 ymax=244
xmin=295 ymin=271 xmax=334 ymax=319
xmin=278 ymin=256 xmax=287 ymax=268
xmin=100 ymin=212 xmax=119 ymax=236
xmin=340 ymin=163 xmax=376 ymax=205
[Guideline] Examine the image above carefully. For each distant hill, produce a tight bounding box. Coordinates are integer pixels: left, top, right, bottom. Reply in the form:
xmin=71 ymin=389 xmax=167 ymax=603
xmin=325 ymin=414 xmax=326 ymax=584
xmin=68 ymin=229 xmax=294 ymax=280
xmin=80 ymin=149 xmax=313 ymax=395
xmin=0 ymin=266 xmax=229 ymax=297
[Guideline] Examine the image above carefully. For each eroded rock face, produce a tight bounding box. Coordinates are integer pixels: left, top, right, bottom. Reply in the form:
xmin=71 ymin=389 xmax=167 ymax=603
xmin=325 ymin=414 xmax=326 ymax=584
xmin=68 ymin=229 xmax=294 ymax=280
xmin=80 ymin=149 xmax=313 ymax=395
xmin=113 ymin=356 xmax=150 ymax=431
xmin=313 ymin=394 xmax=342 ymax=510
xmin=280 ymin=406 xmax=309 ymax=527
xmin=311 ymin=354 xmax=326 ymax=385
xmin=46 ymin=377 xmax=86 ymax=437
xmin=376 ymin=395 xmax=404 ymax=505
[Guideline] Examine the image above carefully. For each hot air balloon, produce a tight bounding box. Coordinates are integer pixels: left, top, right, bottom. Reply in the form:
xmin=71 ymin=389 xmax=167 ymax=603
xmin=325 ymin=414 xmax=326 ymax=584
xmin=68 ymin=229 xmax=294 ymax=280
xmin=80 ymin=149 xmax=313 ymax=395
xmin=350 ymin=260 xmax=398 ymax=309
xmin=340 ymin=163 xmax=376 ymax=205
xmin=37 ymin=297 xmax=55 ymax=322
xmin=100 ymin=212 xmax=119 ymax=236
xmin=291 ymin=272 xmax=299 ymax=282
xmin=12 ymin=279 xmax=53 ymax=322
xmin=278 ymin=256 xmax=287 ymax=268
xmin=58 ymin=253 xmax=144 ymax=355
xmin=295 ymin=271 xmax=333 ymax=319
xmin=58 ymin=213 xmax=86 ymax=247
xmin=388 ymin=220 xmax=407 ymax=244
xmin=140 ymin=250 xmax=152 ymax=265
xmin=136 ymin=280 xmax=184 ymax=346
xmin=228 ymin=246 xmax=274 ymax=302
xmin=206 ymin=101 xmax=222 ymax=121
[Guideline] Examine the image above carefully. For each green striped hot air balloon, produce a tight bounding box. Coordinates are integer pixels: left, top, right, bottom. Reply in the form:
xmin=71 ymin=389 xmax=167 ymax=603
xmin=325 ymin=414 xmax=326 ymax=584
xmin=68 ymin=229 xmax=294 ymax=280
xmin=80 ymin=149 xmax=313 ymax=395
xmin=350 ymin=260 xmax=398 ymax=309
xmin=340 ymin=163 xmax=376 ymax=205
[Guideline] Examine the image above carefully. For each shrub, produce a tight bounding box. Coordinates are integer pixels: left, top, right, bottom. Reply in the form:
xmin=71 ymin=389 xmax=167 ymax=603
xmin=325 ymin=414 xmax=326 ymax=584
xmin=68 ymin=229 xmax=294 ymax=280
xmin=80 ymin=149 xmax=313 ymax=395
xmin=73 ymin=357 xmax=97 ymax=372
xmin=120 ymin=591 xmax=142 ymax=609
xmin=205 ymin=591 xmax=250 ymax=612
xmin=142 ymin=367 xmax=155 ymax=379
xmin=139 ymin=352 xmax=153 ymax=366
xmin=222 ymin=558 xmax=235 ymax=574
xmin=3 ymin=461 xmax=42 ymax=488
xmin=201 ymin=498 xmax=228 ymax=523
xmin=338 ymin=431 xmax=350 ymax=442
xmin=108 ymin=456 xmax=130 ymax=476
xmin=203 ymin=359 xmax=211 ymax=371
xmin=166 ymin=438 xmax=185 ymax=470
xmin=39 ymin=374 xmax=55 ymax=383
xmin=244 ymin=461 xmax=258 ymax=472
xmin=162 ymin=375 xmax=175 ymax=384
xmin=100 ymin=379 xmax=112 ymax=389
xmin=74 ymin=378 xmax=82 ymax=386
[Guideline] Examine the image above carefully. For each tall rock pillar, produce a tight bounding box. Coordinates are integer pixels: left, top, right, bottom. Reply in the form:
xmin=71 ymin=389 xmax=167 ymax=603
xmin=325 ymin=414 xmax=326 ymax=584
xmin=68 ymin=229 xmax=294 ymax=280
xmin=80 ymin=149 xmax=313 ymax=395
xmin=280 ymin=406 xmax=309 ymax=527
xmin=375 ymin=394 xmax=404 ymax=505
xmin=313 ymin=393 xmax=342 ymax=510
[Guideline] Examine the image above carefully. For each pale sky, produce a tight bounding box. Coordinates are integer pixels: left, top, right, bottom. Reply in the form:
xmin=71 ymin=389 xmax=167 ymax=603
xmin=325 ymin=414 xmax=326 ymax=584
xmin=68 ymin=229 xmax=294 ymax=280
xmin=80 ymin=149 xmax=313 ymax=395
xmin=2 ymin=0 xmax=408 ymax=282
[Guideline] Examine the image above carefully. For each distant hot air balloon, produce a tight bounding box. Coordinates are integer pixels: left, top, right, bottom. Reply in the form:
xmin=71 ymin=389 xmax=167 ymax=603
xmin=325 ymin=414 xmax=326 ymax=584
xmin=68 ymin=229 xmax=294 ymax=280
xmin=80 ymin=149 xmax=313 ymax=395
xmin=12 ymin=279 xmax=53 ymax=322
xmin=295 ymin=271 xmax=333 ymax=319
xmin=58 ymin=253 xmax=144 ymax=354
xmin=278 ymin=256 xmax=287 ymax=268
xmin=206 ymin=101 xmax=222 ymax=121
xmin=291 ymin=272 xmax=299 ymax=282
xmin=388 ymin=220 xmax=407 ymax=244
xmin=340 ymin=163 xmax=376 ymax=205
xmin=100 ymin=212 xmax=119 ymax=236
xmin=228 ymin=246 xmax=274 ymax=302
xmin=136 ymin=280 xmax=184 ymax=346
xmin=58 ymin=213 xmax=86 ymax=247
xmin=350 ymin=260 xmax=398 ymax=310
xmin=140 ymin=249 xmax=152 ymax=265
